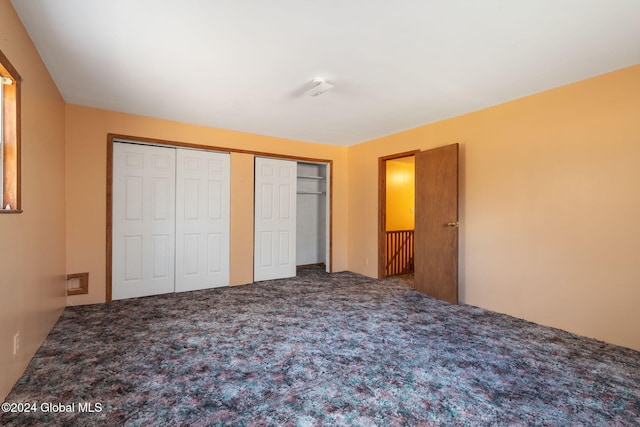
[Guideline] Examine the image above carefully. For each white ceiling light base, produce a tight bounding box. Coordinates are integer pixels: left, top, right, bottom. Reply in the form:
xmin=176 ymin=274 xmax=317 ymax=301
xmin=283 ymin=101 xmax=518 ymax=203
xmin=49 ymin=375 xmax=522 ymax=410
xmin=304 ymin=78 xmax=334 ymax=97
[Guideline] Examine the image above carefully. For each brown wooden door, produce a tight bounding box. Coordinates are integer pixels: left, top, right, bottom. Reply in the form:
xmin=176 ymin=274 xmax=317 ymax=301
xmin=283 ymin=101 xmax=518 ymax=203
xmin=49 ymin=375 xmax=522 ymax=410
xmin=414 ymin=144 xmax=459 ymax=304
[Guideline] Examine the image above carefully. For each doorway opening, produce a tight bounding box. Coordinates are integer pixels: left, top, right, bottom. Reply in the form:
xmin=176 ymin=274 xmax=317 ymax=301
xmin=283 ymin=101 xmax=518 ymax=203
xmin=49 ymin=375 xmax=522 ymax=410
xmin=378 ymin=151 xmax=419 ymax=279
xmin=379 ymin=144 xmax=459 ymax=303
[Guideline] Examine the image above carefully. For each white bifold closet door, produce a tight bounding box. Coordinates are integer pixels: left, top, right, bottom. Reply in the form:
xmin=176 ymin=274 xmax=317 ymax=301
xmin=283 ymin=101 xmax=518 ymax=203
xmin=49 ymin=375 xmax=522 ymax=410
xmin=175 ymin=149 xmax=230 ymax=292
xmin=112 ymin=142 xmax=230 ymax=300
xmin=112 ymin=143 xmax=177 ymax=300
xmin=254 ymin=157 xmax=297 ymax=282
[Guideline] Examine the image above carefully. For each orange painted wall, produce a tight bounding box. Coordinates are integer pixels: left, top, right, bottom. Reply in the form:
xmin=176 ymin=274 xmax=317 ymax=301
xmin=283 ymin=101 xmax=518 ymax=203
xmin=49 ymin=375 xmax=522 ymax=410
xmin=229 ymin=152 xmax=256 ymax=287
xmin=64 ymin=105 xmax=349 ymax=305
xmin=385 ymin=160 xmax=415 ymax=231
xmin=348 ymin=65 xmax=640 ymax=351
xmin=0 ymin=1 xmax=67 ymax=400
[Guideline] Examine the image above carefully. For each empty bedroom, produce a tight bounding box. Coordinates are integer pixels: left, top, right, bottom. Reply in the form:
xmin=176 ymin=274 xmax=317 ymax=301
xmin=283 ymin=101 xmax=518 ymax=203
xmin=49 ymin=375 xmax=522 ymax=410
xmin=1 ymin=0 xmax=639 ymax=425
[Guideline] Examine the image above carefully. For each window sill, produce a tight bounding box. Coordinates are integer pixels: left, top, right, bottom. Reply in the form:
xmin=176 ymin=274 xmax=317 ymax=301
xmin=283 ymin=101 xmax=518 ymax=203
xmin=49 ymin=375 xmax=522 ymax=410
xmin=0 ymin=209 xmax=23 ymax=214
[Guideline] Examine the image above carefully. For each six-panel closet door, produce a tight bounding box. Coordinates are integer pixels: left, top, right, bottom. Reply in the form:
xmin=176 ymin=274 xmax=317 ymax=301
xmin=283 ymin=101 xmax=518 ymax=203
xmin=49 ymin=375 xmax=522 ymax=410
xmin=175 ymin=149 xmax=230 ymax=292
xmin=112 ymin=142 xmax=230 ymax=300
xmin=112 ymin=143 xmax=177 ymax=300
xmin=254 ymin=157 xmax=297 ymax=282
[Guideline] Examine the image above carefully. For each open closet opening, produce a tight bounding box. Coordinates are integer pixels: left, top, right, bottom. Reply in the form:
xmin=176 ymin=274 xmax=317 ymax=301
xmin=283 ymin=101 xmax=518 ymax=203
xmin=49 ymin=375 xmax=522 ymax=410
xmin=296 ymin=162 xmax=329 ymax=270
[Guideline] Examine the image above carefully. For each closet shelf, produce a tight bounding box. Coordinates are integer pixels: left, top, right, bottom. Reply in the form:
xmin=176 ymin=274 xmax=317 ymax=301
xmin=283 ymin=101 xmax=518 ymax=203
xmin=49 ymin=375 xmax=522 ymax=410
xmin=297 ymin=175 xmax=325 ymax=180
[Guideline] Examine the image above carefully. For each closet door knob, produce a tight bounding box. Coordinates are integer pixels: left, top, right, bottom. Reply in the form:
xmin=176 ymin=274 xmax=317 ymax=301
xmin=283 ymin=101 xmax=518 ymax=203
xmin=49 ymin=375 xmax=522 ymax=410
xmin=446 ymin=222 xmax=459 ymax=227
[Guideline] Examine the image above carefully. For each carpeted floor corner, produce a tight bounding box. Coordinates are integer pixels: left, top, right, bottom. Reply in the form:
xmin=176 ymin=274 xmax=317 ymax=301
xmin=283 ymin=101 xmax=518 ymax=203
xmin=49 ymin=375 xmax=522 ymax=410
xmin=2 ymin=268 xmax=639 ymax=426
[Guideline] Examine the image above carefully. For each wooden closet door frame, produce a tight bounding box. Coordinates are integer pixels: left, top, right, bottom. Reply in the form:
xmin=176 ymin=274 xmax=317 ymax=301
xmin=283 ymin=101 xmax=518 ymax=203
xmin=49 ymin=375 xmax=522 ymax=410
xmin=106 ymin=133 xmax=334 ymax=302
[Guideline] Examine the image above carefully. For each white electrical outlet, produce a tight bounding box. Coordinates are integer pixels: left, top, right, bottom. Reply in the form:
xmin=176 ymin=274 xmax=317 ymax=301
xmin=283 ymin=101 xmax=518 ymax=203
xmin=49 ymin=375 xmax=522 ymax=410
xmin=364 ymin=257 xmax=369 ymax=266
xmin=13 ymin=333 xmax=20 ymax=355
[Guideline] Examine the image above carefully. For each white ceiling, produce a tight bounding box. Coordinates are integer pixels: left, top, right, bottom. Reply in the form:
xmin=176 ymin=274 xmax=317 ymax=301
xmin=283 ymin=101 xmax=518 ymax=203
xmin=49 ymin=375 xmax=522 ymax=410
xmin=11 ymin=0 xmax=640 ymax=146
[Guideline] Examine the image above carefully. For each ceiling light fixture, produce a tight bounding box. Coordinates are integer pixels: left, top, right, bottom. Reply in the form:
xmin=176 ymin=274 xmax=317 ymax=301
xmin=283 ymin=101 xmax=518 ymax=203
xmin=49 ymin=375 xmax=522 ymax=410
xmin=304 ymin=78 xmax=334 ymax=97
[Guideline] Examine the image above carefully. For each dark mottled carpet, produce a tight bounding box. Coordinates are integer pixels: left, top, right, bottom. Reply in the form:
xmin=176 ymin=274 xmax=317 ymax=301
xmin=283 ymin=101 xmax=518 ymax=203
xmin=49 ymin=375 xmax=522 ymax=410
xmin=2 ymin=268 xmax=639 ymax=426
